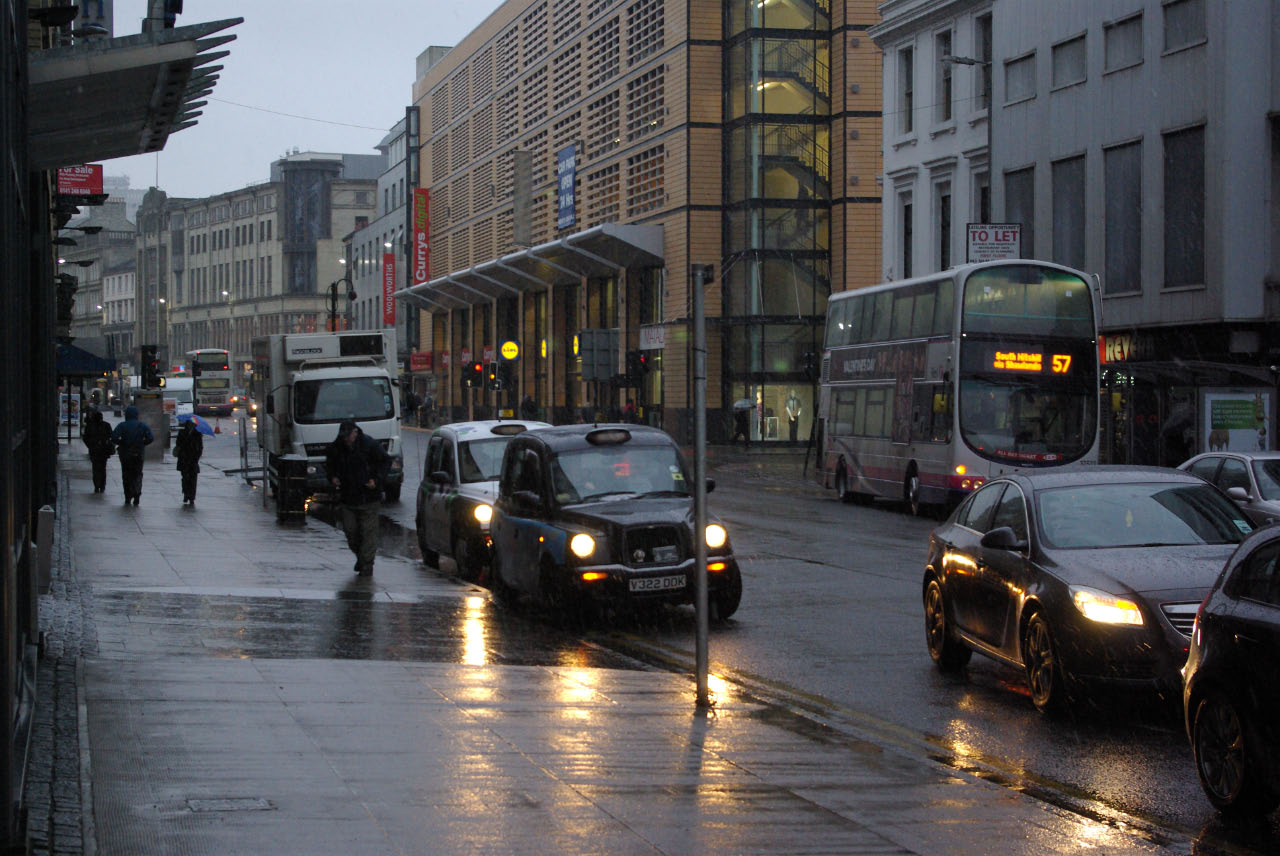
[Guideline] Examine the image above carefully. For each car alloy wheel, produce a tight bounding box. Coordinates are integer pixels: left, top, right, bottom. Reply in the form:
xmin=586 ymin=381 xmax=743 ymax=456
xmin=1193 ymin=691 xmax=1280 ymax=814
xmin=835 ymin=467 xmax=850 ymax=503
xmin=924 ymin=578 xmax=971 ymax=671
xmin=905 ymin=471 xmax=922 ymax=517
xmin=1023 ymin=612 xmax=1065 ymax=713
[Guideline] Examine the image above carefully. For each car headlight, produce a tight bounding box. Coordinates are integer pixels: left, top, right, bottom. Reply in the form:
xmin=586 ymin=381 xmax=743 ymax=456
xmin=570 ymin=533 xmax=596 ymax=558
xmin=705 ymin=524 xmax=727 ymax=550
xmin=472 ymin=503 xmax=493 ymax=524
xmin=1070 ymin=586 xmax=1144 ymax=626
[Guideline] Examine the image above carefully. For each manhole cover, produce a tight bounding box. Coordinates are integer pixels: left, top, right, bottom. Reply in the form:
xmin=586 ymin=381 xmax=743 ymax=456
xmin=186 ymin=797 xmax=275 ymax=813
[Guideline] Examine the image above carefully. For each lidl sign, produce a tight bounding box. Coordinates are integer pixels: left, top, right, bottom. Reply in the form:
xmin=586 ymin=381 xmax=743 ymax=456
xmin=500 ymin=340 xmax=520 ymax=360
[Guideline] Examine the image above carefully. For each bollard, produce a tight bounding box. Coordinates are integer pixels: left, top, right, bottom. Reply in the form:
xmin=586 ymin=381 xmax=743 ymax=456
xmin=36 ymin=504 xmax=54 ymax=595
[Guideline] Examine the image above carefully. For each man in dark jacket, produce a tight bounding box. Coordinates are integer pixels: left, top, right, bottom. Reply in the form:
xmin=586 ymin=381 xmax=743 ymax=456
xmin=325 ymin=420 xmax=390 ymax=575
xmin=81 ymin=409 xmax=114 ymax=493
xmin=110 ymin=405 xmax=154 ymax=505
xmin=173 ymin=420 xmax=204 ymax=505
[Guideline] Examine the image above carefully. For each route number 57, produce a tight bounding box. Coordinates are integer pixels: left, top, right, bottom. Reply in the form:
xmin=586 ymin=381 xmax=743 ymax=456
xmin=1051 ymin=354 xmax=1071 ymax=374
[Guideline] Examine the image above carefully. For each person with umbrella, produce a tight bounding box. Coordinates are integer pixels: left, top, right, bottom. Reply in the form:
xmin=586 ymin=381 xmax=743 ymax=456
xmin=111 ymin=405 xmax=154 ymax=505
xmin=173 ymin=414 xmax=207 ymax=505
xmin=81 ymin=408 xmax=114 ymax=493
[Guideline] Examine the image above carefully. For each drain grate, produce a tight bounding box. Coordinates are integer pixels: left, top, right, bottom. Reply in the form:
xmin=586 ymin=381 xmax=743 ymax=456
xmin=186 ymin=797 xmax=275 ymax=813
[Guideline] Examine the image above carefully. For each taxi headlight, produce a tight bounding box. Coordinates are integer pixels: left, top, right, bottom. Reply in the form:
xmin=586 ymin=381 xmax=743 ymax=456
xmin=705 ymin=524 xmax=727 ymax=550
xmin=570 ymin=533 xmax=596 ymax=558
xmin=1070 ymin=586 xmax=1144 ymax=626
xmin=473 ymin=503 xmax=493 ymax=524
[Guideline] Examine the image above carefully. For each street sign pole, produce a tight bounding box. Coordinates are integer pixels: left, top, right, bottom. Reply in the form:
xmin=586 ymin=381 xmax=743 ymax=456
xmin=691 ymin=263 xmax=712 ymax=709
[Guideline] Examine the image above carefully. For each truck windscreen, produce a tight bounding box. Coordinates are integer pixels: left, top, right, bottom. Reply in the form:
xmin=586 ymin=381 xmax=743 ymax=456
xmin=294 ymin=377 xmax=394 ymax=424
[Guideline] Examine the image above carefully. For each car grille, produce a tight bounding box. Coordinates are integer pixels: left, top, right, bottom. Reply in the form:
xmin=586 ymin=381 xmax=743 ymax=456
xmin=623 ymin=525 xmax=686 ymax=567
xmin=1160 ymin=602 xmax=1199 ymax=637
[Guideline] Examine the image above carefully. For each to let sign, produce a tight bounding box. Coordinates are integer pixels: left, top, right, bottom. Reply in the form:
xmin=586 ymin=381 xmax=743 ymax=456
xmin=966 ymin=223 xmax=1021 ymax=262
xmin=411 ymin=188 xmax=430 ymax=287
xmin=57 ymin=164 xmax=103 ymax=196
xmin=382 ymin=253 xmax=397 ymax=324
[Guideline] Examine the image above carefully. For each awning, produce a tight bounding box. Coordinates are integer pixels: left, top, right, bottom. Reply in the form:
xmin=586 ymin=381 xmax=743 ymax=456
xmin=55 ymin=342 xmax=116 ymax=377
xmin=394 ymin=222 xmax=663 ymax=310
xmin=28 ymin=18 xmax=243 ymax=171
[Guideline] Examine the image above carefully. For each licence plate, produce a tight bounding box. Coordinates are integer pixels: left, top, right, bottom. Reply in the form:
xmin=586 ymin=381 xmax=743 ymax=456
xmin=630 ymin=575 xmax=685 ymax=593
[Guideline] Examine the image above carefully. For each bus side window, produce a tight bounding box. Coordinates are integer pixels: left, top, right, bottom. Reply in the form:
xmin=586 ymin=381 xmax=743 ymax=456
xmin=911 ymin=383 xmax=952 ymax=443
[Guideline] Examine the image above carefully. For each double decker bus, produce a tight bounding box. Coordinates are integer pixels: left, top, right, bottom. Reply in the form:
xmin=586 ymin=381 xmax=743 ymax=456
xmin=815 ymin=260 xmax=1099 ymax=515
xmin=186 ymin=348 xmax=234 ymax=417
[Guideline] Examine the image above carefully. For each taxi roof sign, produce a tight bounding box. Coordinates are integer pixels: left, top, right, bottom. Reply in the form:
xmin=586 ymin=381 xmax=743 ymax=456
xmin=585 ymin=428 xmax=631 ymax=445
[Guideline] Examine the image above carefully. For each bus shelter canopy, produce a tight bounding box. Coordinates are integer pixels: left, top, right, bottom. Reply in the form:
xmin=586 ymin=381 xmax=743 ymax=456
xmin=394 ymin=222 xmax=664 ymax=311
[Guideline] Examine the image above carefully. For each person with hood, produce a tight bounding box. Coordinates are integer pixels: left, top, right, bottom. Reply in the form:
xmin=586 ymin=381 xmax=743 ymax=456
xmin=81 ymin=409 xmax=114 ymax=493
xmin=324 ymin=420 xmax=390 ymax=575
xmin=173 ymin=419 xmax=204 ymax=505
xmin=110 ymin=405 xmax=154 ymax=505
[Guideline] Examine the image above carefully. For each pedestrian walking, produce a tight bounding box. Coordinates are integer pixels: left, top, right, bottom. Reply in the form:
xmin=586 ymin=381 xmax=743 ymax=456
xmin=81 ymin=409 xmax=114 ymax=493
xmin=325 ymin=420 xmax=390 ymax=576
xmin=732 ymin=408 xmax=750 ymax=450
xmin=111 ymin=405 xmax=154 ymax=505
xmin=173 ymin=419 xmax=204 ymax=505
xmin=520 ymin=394 xmax=538 ymax=422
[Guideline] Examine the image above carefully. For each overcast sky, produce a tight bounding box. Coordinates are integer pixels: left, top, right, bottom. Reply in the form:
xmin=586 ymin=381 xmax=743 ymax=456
xmin=107 ymin=1 xmax=500 ymax=199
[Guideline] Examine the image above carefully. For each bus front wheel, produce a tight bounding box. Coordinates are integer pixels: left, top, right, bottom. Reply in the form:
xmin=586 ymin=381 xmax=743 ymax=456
xmin=835 ymin=467 xmax=851 ymax=503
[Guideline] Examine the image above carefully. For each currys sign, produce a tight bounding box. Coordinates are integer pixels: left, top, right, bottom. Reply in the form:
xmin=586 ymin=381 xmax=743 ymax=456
xmin=412 ymin=188 xmax=430 ymax=286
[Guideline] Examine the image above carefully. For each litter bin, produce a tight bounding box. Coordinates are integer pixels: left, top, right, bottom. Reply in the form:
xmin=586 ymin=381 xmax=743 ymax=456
xmin=276 ymin=454 xmax=309 ymax=521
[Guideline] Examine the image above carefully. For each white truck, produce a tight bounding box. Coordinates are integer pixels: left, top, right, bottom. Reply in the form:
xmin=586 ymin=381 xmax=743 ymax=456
xmin=251 ymin=330 xmax=405 ymax=514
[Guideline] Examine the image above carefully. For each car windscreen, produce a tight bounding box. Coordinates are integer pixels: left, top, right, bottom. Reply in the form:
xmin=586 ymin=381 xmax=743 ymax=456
xmin=549 ymin=444 xmax=691 ymax=504
xmin=293 ymin=377 xmax=394 ymax=424
xmin=1253 ymin=460 xmax=1280 ymax=501
xmin=458 ymin=437 xmax=511 ymax=483
xmin=164 ymin=390 xmax=193 ymax=404
xmin=1035 ymin=482 xmax=1253 ymax=549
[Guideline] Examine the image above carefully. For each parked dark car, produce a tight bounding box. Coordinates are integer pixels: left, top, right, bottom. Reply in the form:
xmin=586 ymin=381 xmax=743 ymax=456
xmin=1179 ymin=451 xmax=1280 ymax=526
xmin=488 ymin=424 xmax=742 ymax=620
xmin=923 ymin=466 xmax=1254 ymax=713
xmin=1183 ymin=527 xmax=1280 ymax=815
xmin=416 ymin=419 xmax=550 ymax=580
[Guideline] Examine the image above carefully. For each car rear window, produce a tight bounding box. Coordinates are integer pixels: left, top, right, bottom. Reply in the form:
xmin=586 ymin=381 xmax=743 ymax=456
xmin=1035 ymin=482 xmax=1253 ymax=549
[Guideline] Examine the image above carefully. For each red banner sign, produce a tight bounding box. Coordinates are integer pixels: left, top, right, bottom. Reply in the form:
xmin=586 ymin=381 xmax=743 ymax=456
xmin=460 ymin=347 xmax=471 ymax=365
xmin=382 ymin=253 xmax=396 ymax=325
xmin=412 ymin=188 xmax=430 ymax=286
xmin=482 ymin=345 xmax=494 ymax=362
xmin=441 ymin=352 xmax=451 ymax=369
xmin=409 ymin=351 xmax=433 ymax=371
xmin=56 ymin=164 xmax=103 ymax=196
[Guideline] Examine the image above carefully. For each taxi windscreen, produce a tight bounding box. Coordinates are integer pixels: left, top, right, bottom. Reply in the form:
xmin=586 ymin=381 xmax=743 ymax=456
xmin=550 ymin=444 xmax=690 ymax=504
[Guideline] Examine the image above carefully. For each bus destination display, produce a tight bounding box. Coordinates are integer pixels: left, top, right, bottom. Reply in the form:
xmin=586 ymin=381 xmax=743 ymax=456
xmin=989 ymin=348 xmax=1072 ymax=374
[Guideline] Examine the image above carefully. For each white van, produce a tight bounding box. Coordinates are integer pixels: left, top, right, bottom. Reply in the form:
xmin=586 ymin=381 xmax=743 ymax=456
xmin=162 ymin=376 xmax=195 ymax=430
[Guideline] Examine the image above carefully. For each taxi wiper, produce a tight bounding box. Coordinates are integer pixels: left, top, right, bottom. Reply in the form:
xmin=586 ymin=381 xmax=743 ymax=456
xmin=578 ymin=490 xmax=638 ymax=502
xmin=635 ymin=490 xmax=689 ymax=498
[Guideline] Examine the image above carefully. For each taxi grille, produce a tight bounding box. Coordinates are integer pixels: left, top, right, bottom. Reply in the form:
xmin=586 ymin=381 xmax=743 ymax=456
xmin=303 ymin=443 xmax=329 ymax=456
xmin=1161 ymin=602 xmax=1199 ymax=637
xmin=624 ymin=526 xmax=686 ymax=567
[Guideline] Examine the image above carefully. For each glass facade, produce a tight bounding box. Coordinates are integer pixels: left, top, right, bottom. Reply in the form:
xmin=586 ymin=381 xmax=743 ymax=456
xmin=723 ymin=0 xmax=831 ymax=443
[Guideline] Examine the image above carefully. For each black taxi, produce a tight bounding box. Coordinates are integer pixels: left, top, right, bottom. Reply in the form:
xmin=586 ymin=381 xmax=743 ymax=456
xmin=488 ymin=424 xmax=743 ymax=620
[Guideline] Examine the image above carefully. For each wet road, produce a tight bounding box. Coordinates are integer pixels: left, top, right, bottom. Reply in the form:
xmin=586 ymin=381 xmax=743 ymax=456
xmin=202 ymin=420 xmax=1278 ymax=853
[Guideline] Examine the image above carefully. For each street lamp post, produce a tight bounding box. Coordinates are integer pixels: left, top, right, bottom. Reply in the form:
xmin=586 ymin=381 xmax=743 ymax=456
xmin=328 ymin=273 xmax=356 ymax=332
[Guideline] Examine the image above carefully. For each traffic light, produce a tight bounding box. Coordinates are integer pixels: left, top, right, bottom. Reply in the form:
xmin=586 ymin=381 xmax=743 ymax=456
xmin=625 ymin=350 xmax=649 ymax=385
xmin=464 ymin=361 xmax=485 ymax=389
xmin=140 ymin=344 xmax=159 ymax=388
xmin=486 ymin=361 xmax=501 ymax=391
xmin=496 ymin=360 xmax=515 ymax=391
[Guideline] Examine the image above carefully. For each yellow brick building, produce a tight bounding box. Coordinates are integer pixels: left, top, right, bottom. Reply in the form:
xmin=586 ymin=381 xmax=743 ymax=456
xmin=403 ymin=0 xmax=881 ymax=443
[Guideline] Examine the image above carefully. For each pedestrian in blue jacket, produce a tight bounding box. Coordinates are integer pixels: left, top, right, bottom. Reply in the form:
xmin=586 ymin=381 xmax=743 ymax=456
xmin=111 ymin=405 xmax=154 ymax=505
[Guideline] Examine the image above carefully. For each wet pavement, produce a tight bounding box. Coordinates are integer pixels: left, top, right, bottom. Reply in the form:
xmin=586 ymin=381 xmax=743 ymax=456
xmin=27 ymin=434 xmax=1218 ymax=854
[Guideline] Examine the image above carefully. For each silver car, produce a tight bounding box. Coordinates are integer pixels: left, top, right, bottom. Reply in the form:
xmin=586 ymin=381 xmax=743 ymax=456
xmin=1179 ymin=451 xmax=1280 ymax=526
xmin=416 ymin=419 xmax=551 ymax=580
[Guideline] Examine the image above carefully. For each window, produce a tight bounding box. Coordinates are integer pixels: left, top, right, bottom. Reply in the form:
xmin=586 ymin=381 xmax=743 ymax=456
xmin=1232 ymin=543 xmax=1280 ymax=606
xmin=1105 ymin=13 xmax=1143 ymax=71
xmin=990 ymin=485 xmax=1029 ymax=543
xmin=1052 ymin=156 xmax=1086 ymax=270
xmin=1163 ymin=0 xmax=1205 ymax=52
xmin=1187 ymin=456 xmax=1221 ymax=481
xmin=898 ymin=46 xmax=914 ymax=134
xmin=1104 ymin=141 xmax=1142 ymax=294
xmin=1004 ymin=167 xmax=1035 ymax=258
xmin=1004 ymin=53 xmax=1036 ymax=103
xmin=975 ymin=13 xmax=992 ymax=110
xmin=935 ymin=30 xmax=952 ymax=123
xmin=1051 ymin=35 xmax=1086 ymax=88
xmin=1163 ymin=125 xmax=1205 ymax=287
xmin=1216 ymin=458 xmax=1251 ymax=494
xmin=935 ymin=182 xmax=952 ymax=270
xmin=900 ymin=193 xmax=913 ymax=279
xmin=626 ymin=0 xmax=664 ymax=66
xmin=974 ymin=170 xmax=990 ymax=222
xmin=960 ymin=482 xmax=1004 ymax=532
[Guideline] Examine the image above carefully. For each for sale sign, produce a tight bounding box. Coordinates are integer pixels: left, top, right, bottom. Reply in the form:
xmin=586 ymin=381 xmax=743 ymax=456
xmin=966 ymin=223 xmax=1021 ymax=262
xmin=57 ymin=164 xmax=103 ymax=196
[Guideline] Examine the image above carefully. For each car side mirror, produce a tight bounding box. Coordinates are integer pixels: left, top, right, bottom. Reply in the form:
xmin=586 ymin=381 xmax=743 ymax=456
xmin=1227 ymin=486 xmax=1252 ymax=502
xmin=705 ymin=477 xmax=716 ymax=494
xmin=981 ymin=526 xmax=1027 ymax=552
xmin=513 ymin=489 xmax=541 ymax=510
xmin=429 ymin=470 xmax=451 ymax=485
